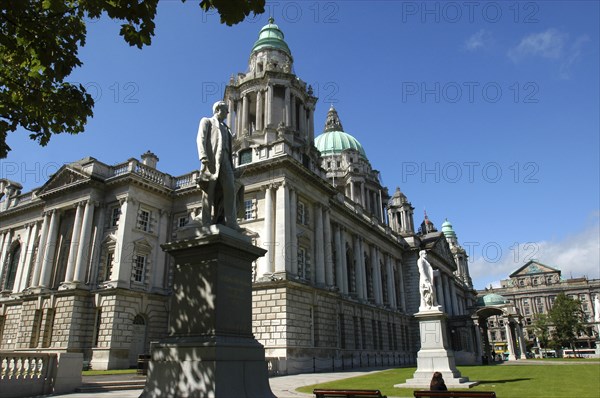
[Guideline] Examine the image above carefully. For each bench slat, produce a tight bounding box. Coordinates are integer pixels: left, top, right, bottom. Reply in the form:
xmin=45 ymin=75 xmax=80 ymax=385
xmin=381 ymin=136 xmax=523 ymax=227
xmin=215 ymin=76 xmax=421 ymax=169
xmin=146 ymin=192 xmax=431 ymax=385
xmin=313 ymin=388 xmax=386 ymax=398
xmin=413 ymin=391 xmax=496 ymax=398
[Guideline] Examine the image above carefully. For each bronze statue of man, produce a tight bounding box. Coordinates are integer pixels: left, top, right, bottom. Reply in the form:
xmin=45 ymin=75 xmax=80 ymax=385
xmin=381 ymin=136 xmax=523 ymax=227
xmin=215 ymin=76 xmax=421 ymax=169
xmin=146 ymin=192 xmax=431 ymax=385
xmin=197 ymin=101 xmax=241 ymax=230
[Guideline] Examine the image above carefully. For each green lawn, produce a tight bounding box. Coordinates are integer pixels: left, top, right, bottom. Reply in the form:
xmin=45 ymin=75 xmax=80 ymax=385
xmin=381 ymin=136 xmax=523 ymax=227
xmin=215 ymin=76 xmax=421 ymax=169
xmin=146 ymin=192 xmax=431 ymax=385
xmin=297 ymin=364 xmax=600 ymax=397
xmin=82 ymin=368 xmax=138 ymax=376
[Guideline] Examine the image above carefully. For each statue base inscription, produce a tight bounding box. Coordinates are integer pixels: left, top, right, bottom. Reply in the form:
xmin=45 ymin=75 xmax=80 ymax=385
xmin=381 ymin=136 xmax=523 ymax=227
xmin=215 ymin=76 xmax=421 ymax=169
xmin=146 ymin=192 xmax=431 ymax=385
xmin=395 ymin=309 xmax=478 ymax=389
xmin=140 ymin=226 xmax=275 ymax=398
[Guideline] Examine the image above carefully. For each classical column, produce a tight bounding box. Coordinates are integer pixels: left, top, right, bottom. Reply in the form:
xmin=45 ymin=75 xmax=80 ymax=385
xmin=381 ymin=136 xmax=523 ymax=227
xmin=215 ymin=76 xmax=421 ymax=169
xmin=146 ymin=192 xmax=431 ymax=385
xmin=370 ymin=245 xmax=380 ymax=304
xmin=20 ymin=222 xmax=39 ymax=290
xmin=314 ymin=204 xmax=325 ymax=285
xmin=39 ymin=209 xmax=60 ymax=287
xmin=284 ymin=87 xmax=291 ymax=127
xmin=386 ymin=254 xmax=397 ymax=309
xmin=152 ymin=209 xmax=169 ymax=289
xmin=396 ymin=260 xmax=406 ymax=311
xmin=73 ymin=200 xmax=95 ymax=283
xmin=65 ymin=202 xmax=85 ymax=282
xmin=289 ymin=188 xmax=298 ymax=275
xmin=435 ymin=272 xmax=446 ymax=312
xmin=88 ymin=204 xmax=106 ymax=286
xmin=260 ymin=185 xmax=274 ymax=275
xmin=358 ymin=238 xmax=368 ymax=300
xmin=323 ymin=209 xmax=333 ymax=286
xmin=274 ymin=183 xmax=290 ymax=273
xmin=334 ymin=224 xmax=344 ymax=292
xmin=505 ymin=319 xmax=517 ymax=361
xmin=353 ymin=235 xmax=364 ymax=300
xmin=340 ymin=229 xmax=349 ymax=294
xmin=266 ymin=84 xmax=273 ymax=127
xmin=442 ymin=274 xmax=453 ymax=316
xmin=290 ymin=95 xmax=296 ymax=130
xmin=360 ymin=182 xmax=365 ymax=207
xmin=308 ymin=107 xmax=314 ymax=142
xmin=350 ymin=181 xmax=355 ymax=203
xmin=299 ymin=106 xmax=306 ymax=135
xmin=236 ymin=99 xmax=242 ymax=136
xmin=242 ymin=95 xmax=249 ymax=134
xmin=227 ymin=98 xmax=234 ymax=131
xmin=31 ymin=212 xmax=50 ymax=287
xmin=0 ymin=229 xmax=12 ymax=279
xmin=449 ymin=279 xmax=459 ymax=315
xmin=256 ymin=90 xmax=263 ymax=131
xmin=473 ymin=319 xmax=484 ymax=361
xmin=12 ymin=224 xmax=32 ymax=292
xmin=516 ymin=323 xmax=527 ymax=359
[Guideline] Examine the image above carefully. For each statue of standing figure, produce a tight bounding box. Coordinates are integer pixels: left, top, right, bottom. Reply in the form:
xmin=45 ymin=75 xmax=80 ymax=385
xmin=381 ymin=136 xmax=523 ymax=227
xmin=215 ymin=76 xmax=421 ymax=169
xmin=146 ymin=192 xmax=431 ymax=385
xmin=196 ymin=101 xmax=242 ymax=230
xmin=417 ymin=250 xmax=438 ymax=311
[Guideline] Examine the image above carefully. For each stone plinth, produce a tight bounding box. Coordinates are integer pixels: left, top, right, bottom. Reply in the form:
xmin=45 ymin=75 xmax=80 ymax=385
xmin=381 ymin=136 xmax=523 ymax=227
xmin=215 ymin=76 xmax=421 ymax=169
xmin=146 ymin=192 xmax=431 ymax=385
xmin=140 ymin=225 xmax=276 ymax=398
xmin=395 ymin=309 xmax=478 ymax=389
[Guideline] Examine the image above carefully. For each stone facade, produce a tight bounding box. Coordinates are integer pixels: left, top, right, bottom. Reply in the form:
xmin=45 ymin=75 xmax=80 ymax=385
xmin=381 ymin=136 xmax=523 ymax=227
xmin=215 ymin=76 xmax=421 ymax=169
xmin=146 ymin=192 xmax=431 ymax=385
xmin=477 ymin=260 xmax=600 ymax=357
xmin=0 ymin=19 xmax=479 ymax=372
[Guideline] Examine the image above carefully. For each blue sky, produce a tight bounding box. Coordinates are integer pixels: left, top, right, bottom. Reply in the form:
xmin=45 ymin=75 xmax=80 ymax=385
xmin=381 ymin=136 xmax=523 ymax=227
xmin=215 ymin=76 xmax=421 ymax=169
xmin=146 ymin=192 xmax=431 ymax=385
xmin=2 ymin=1 xmax=598 ymax=289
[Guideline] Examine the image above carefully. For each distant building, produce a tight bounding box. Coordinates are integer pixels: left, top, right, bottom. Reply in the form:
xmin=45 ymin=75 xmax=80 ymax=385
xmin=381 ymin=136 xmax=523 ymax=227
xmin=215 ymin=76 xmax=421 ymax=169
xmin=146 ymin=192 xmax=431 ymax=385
xmin=476 ymin=260 xmax=600 ymax=358
xmin=0 ymin=19 xmax=480 ymax=372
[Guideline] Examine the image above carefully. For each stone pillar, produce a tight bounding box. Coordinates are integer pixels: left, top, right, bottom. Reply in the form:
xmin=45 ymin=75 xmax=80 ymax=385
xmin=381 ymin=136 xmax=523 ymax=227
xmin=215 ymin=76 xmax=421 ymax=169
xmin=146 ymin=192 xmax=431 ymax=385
xmin=350 ymin=181 xmax=355 ymax=203
xmin=450 ymin=279 xmax=459 ymax=316
xmin=396 ymin=259 xmax=406 ymax=311
xmin=358 ymin=238 xmax=368 ymax=300
xmin=396 ymin=310 xmax=476 ymax=389
xmin=242 ymin=95 xmax=249 ymax=135
xmin=290 ymin=95 xmax=296 ymax=130
xmin=73 ymin=201 xmax=95 ymax=284
xmin=31 ymin=212 xmax=50 ymax=287
xmin=260 ymin=185 xmax=274 ymax=276
xmin=256 ymin=91 xmax=263 ymax=131
xmin=334 ymin=224 xmax=344 ymax=292
xmin=442 ymin=274 xmax=453 ymax=316
xmin=142 ymin=229 xmax=275 ymax=398
xmin=505 ymin=319 xmax=517 ymax=361
xmin=12 ymin=225 xmax=31 ymax=292
xmin=435 ymin=273 xmax=446 ymax=312
xmin=88 ymin=204 xmax=106 ymax=287
xmin=289 ymin=188 xmax=298 ymax=275
xmin=360 ymin=182 xmax=365 ymax=207
xmin=314 ymin=204 xmax=325 ymax=285
xmin=39 ymin=209 xmax=60 ymax=288
xmin=227 ymin=98 xmax=234 ymax=133
xmin=274 ymin=183 xmax=289 ymax=274
xmin=65 ymin=202 xmax=85 ymax=283
xmin=323 ymin=209 xmax=333 ymax=286
xmin=308 ymin=107 xmax=315 ymax=142
xmin=340 ymin=229 xmax=349 ymax=294
xmin=472 ymin=319 xmax=483 ymax=362
xmin=0 ymin=230 xmax=12 ymax=283
xmin=20 ymin=222 xmax=39 ymax=290
xmin=284 ymin=87 xmax=291 ymax=127
xmin=299 ymin=106 xmax=306 ymax=136
xmin=516 ymin=323 xmax=527 ymax=359
xmin=386 ymin=254 xmax=397 ymax=309
xmin=353 ymin=235 xmax=364 ymax=300
xmin=236 ymin=99 xmax=242 ymax=136
xmin=370 ymin=245 xmax=381 ymax=304
xmin=266 ymin=84 xmax=272 ymax=127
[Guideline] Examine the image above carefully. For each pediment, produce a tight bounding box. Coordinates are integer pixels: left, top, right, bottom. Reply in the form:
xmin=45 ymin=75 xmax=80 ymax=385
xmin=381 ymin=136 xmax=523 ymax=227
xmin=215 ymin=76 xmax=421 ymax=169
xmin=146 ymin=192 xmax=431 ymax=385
xmin=432 ymin=237 xmax=457 ymax=270
xmin=37 ymin=167 xmax=91 ymax=196
xmin=510 ymin=260 xmax=560 ymax=277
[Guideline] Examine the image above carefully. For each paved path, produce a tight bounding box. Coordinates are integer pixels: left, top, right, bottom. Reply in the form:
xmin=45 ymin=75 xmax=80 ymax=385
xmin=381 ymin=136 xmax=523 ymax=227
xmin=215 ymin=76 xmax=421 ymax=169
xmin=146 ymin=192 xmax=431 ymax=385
xmin=50 ymin=367 xmax=396 ymax=398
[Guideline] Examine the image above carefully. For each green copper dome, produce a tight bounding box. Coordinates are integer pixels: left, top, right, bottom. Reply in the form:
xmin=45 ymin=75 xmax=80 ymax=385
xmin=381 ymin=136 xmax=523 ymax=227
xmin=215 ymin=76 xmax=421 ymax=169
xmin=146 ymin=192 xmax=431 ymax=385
xmin=251 ymin=17 xmax=291 ymax=56
xmin=441 ymin=219 xmax=456 ymax=239
xmin=314 ymin=105 xmax=367 ymax=159
xmin=477 ymin=293 xmax=509 ymax=307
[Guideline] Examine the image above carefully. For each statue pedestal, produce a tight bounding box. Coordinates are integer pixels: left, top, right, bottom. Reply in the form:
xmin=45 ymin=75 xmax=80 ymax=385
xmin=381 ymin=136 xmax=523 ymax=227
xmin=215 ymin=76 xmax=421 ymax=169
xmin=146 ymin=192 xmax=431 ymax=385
xmin=395 ymin=309 xmax=478 ymax=389
xmin=140 ymin=226 xmax=275 ymax=398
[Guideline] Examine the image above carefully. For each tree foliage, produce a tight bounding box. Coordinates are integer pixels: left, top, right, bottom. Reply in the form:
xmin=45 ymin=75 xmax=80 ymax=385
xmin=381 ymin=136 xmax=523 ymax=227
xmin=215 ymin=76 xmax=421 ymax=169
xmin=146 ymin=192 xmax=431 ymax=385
xmin=548 ymin=293 xmax=586 ymax=352
xmin=0 ymin=0 xmax=265 ymax=158
xmin=532 ymin=313 xmax=550 ymax=349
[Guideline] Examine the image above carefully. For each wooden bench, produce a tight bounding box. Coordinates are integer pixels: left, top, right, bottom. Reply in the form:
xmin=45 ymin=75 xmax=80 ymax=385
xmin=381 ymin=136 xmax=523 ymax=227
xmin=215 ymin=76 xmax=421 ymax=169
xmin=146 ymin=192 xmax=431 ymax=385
xmin=413 ymin=391 xmax=496 ymax=398
xmin=313 ymin=389 xmax=387 ymax=398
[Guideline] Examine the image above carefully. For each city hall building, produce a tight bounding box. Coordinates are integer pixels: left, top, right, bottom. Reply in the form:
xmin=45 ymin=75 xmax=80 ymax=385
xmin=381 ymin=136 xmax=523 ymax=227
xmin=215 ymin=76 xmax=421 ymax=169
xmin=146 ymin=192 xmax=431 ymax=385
xmin=0 ymin=19 xmax=479 ymax=372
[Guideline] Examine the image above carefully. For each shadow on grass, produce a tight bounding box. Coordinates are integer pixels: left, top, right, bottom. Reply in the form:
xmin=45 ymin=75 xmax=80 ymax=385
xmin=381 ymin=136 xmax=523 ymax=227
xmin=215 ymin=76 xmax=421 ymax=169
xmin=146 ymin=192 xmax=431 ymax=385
xmin=477 ymin=378 xmax=532 ymax=384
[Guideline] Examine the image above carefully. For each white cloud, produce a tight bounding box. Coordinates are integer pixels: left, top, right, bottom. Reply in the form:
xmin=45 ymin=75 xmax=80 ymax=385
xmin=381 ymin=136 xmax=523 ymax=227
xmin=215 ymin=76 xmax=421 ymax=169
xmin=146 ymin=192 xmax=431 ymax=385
xmin=469 ymin=215 xmax=600 ymax=290
xmin=559 ymin=35 xmax=590 ymax=79
xmin=464 ymin=29 xmax=489 ymax=52
xmin=508 ymin=28 xmax=567 ymax=62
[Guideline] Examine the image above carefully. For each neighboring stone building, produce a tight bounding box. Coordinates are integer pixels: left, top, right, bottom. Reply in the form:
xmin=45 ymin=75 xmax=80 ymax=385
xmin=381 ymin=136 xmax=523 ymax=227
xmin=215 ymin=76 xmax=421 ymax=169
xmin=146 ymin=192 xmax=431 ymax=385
xmin=476 ymin=260 xmax=600 ymax=358
xmin=0 ymin=19 xmax=480 ymax=372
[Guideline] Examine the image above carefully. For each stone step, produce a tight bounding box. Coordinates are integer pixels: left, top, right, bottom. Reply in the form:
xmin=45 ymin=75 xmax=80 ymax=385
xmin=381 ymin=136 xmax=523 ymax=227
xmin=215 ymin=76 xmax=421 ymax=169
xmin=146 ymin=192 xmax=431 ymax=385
xmin=76 ymin=380 xmax=146 ymax=392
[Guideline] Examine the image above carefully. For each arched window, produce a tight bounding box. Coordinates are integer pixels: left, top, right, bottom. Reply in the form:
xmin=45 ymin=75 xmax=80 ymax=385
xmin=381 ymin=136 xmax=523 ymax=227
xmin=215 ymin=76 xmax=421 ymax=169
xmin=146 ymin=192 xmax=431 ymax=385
xmin=4 ymin=243 xmax=21 ymax=291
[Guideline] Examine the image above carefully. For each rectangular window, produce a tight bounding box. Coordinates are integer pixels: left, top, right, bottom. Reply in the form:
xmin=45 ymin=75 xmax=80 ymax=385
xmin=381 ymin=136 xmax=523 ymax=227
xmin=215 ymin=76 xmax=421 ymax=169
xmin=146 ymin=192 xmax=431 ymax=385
xmin=104 ymin=252 xmax=114 ymax=281
xmin=297 ymin=247 xmax=310 ymax=280
xmin=138 ymin=209 xmax=150 ymax=232
xmin=133 ymin=255 xmax=146 ymax=283
xmin=110 ymin=206 xmax=120 ymax=227
xmin=338 ymin=314 xmax=345 ymax=349
xmin=93 ymin=309 xmax=102 ymax=347
xmin=297 ymin=201 xmax=306 ymax=224
xmin=178 ymin=216 xmax=188 ymax=228
xmin=244 ymin=199 xmax=254 ymax=220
